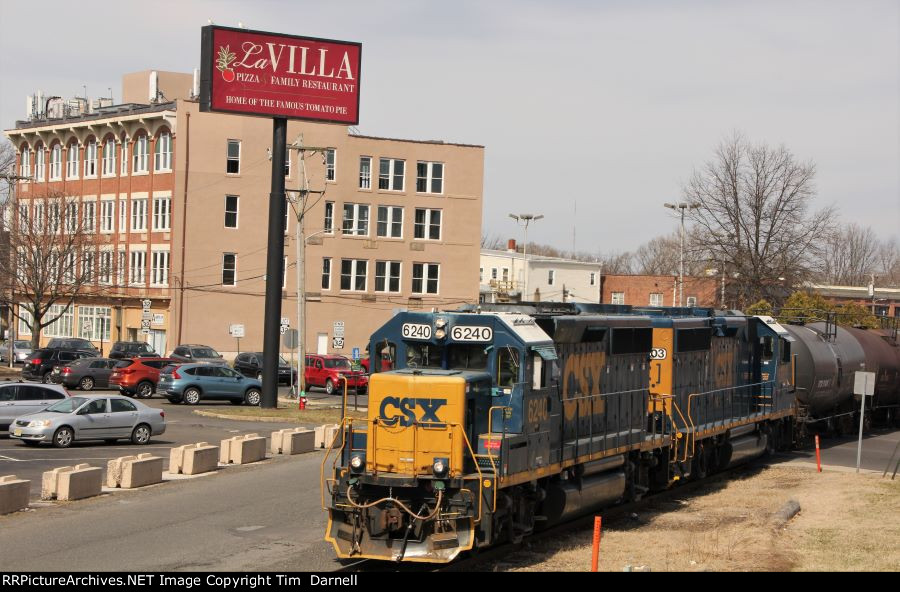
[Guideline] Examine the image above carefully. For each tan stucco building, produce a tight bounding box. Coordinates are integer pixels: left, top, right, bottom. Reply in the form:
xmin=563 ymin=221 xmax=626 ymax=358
xmin=5 ymin=70 xmax=484 ymax=359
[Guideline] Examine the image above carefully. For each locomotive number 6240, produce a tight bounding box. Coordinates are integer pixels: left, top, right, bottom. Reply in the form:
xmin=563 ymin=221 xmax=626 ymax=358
xmin=450 ymin=325 xmax=493 ymax=342
xmin=401 ymin=323 xmax=432 ymax=340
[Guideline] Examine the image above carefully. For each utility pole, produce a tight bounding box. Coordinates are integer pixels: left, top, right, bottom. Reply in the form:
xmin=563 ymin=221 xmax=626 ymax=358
xmin=663 ymin=202 xmax=699 ymax=307
xmin=509 ymin=213 xmax=543 ymax=303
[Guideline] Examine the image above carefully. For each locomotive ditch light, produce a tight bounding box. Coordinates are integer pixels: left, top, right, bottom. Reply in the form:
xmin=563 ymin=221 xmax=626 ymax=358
xmin=433 ymin=457 xmax=449 ymax=477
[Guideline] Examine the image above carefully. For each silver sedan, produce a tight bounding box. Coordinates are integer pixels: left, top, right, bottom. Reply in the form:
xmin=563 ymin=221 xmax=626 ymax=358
xmin=9 ymin=395 xmax=166 ymax=448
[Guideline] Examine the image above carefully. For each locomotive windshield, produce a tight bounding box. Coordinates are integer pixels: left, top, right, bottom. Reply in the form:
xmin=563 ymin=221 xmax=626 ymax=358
xmin=405 ymin=342 xmax=490 ymax=371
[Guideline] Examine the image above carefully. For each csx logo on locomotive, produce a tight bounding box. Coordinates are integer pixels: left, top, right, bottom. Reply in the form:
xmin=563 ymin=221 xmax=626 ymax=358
xmin=378 ymin=397 xmax=447 ymax=427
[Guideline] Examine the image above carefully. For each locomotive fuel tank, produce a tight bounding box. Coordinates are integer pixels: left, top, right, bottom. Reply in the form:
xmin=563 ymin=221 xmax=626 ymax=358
xmin=845 ymin=327 xmax=900 ymax=408
xmin=783 ymin=323 xmax=866 ymax=417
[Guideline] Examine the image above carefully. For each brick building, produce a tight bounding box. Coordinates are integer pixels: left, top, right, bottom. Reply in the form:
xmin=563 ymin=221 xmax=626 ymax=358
xmin=601 ymin=274 xmax=720 ymax=308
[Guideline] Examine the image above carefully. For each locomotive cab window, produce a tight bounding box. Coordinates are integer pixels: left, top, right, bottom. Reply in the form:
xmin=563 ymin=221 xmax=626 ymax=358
xmin=780 ymin=338 xmax=791 ymax=364
xmin=373 ymin=340 xmax=396 ymax=373
xmin=448 ymin=344 xmax=488 ymax=370
xmin=761 ymin=336 xmax=774 ymax=362
xmin=497 ymin=347 xmax=521 ymax=388
xmin=406 ymin=342 xmax=442 ymax=368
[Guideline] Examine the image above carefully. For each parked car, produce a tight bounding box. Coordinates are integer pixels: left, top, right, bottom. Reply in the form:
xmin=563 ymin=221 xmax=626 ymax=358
xmin=305 ymin=354 xmax=368 ymax=395
xmin=49 ymin=357 xmax=118 ymax=390
xmin=170 ymin=344 xmax=228 ymax=366
xmin=46 ymin=338 xmax=98 ymax=352
xmin=233 ymin=352 xmax=297 ymax=385
xmin=9 ymin=394 xmax=166 ymax=448
xmin=109 ymin=341 xmax=158 ymax=360
xmin=22 ymin=348 xmax=99 ymax=383
xmin=109 ymin=357 xmax=176 ymax=398
xmin=158 ymin=364 xmax=262 ymax=406
xmin=359 ymin=352 xmax=394 ymax=374
xmin=0 ymin=340 xmax=33 ymax=364
xmin=0 ymin=382 xmax=69 ymax=431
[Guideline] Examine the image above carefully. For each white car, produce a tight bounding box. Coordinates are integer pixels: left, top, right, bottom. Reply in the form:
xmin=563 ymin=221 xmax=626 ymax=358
xmin=0 ymin=383 xmax=69 ymax=430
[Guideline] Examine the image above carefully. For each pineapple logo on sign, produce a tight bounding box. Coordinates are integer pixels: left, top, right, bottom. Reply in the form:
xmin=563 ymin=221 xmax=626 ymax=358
xmin=216 ymin=45 xmax=236 ymax=82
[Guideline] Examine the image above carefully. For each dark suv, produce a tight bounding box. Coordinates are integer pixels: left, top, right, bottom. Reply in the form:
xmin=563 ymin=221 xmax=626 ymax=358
xmin=109 ymin=341 xmax=158 ymax=360
xmin=233 ymin=352 xmax=297 ymax=385
xmin=23 ymin=348 xmax=100 ymax=383
xmin=46 ymin=338 xmax=98 ymax=352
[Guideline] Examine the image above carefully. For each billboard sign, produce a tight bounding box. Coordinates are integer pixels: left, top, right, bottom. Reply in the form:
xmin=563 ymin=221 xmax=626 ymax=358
xmin=200 ymin=25 xmax=361 ymax=124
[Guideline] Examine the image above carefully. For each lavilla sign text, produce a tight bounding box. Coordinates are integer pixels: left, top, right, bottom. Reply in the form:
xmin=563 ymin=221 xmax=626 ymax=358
xmin=200 ymin=26 xmax=361 ymax=124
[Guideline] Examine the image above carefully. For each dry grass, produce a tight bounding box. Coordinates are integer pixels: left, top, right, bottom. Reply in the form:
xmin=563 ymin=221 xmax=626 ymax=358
xmin=198 ymin=404 xmax=365 ymax=426
xmin=490 ymin=466 xmax=900 ymax=572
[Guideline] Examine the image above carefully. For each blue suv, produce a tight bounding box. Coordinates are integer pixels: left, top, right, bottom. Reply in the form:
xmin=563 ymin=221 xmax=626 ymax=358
xmin=158 ymin=364 xmax=262 ymax=406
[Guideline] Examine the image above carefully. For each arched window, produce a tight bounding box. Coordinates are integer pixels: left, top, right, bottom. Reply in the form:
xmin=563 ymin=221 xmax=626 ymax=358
xmin=34 ymin=144 xmax=46 ymax=182
xmin=49 ymin=143 xmax=62 ymax=180
xmin=19 ymin=146 xmax=31 ymax=179
xmin=133 ymin=133 xmax=149 ymax=173
xmin=154 ymin=130 xmax=172 ymax=171
xmin=66 ymin=141 xmax=79 ymax=179
xmin=120 ymin=135 xmax=129 ymax=176
xmin=102 ymin=138 xmax=116 ymax=176
xmin=84 ymin=138 xmax=98 ymax=177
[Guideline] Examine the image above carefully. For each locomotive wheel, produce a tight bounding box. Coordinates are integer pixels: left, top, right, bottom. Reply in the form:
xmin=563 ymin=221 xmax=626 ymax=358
xmin=690 ymin=445 xmax=708 ymax=481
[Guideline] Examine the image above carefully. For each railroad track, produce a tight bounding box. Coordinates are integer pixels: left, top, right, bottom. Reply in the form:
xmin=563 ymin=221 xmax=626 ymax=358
xmin=335 ymin=458 xmax=769 ymax=573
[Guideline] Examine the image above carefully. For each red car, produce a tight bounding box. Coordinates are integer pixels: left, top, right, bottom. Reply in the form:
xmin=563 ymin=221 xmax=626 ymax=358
xmin=304 ymin=354 xmax=368 ymax=395
xmin=359 ymin=352 xmax=394 ymax=373
xmin=109 ymin=357 xmax=177 ymax=399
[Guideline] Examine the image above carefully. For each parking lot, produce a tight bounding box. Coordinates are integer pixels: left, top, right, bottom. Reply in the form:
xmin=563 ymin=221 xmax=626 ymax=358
xmin=0 ymin=380 xmax=367 ymax=499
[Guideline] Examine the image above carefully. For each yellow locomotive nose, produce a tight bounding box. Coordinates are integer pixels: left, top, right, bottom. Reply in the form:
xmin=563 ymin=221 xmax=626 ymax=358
xmin=367 ymin=371 xmax=467 ymax=477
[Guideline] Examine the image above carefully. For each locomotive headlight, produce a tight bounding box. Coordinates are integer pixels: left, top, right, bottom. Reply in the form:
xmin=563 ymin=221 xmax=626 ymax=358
xmin=435 ymin=318 xmax=447 ymax=329
xmin=350 ymin=455 xmax=365 ymax=472
xmin=434 ymin=328 xmax=447 ymax=340
xmin=432 ymin=457 xmax=448 ymax=477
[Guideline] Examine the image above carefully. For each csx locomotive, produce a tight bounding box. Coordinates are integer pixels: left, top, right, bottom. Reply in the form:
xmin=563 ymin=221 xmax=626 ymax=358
xmin=322 ymin=303 xmax=899 ymax=563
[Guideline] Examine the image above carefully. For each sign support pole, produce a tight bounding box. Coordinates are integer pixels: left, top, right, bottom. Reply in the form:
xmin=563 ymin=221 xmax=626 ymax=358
xmin=261 ymin=117 xmax=288 ymax=408
xmin=856 ymin=392 xmax=867 ymax=474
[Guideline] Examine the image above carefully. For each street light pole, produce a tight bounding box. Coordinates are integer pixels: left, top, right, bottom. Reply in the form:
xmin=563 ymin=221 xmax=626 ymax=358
xmin=663 ymin=202 xmax=699 ymax=307
xmin=509 ymin=213 xmax=543 ymax=302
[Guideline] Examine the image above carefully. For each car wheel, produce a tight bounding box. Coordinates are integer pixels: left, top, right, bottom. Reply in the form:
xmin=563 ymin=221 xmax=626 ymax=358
xmin=244 ymin=388 xmax=262 ymax=406
xmin=79 ymin=376 xmax=95 ymax=391
xmin=137 ymin=381 xmax=154 ymax=399
xmin=131 ymin=424 xmax=151 ymax=445
xmin=42 ymin=371 xmax=52 ymax=384
xmin=325 ymin=378 xmax=335 ymax=395
xmin=53 ymin=426 xmax=74 ymax=449
xmin=184 ymin=387 xmax=201 ymax=405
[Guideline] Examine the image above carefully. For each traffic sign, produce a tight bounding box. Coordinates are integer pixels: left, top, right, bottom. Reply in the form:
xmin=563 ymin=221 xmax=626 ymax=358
xmin=352 ymin=347 xmax=360 ymax=360
xmin=283 ymin=329 xmax=299 ymax=350
xmin=229 ymin=324 xmax=245 ymax=338
xmin=141 ymin=299 xmax=152 ymax=312
xmin=332 ymin=336 xmax=344 ymax=349
xmin=333 ymin=320 xmax=345 ymax=338
xmin=140 ymin=318 xmax=151 ymax=334
xmin=81 ymin=319 xmax=92 ymax=334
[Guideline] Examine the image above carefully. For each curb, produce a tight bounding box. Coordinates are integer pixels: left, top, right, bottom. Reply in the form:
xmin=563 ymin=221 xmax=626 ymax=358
xmin=192 ymin=410 xmax=305 ymax=423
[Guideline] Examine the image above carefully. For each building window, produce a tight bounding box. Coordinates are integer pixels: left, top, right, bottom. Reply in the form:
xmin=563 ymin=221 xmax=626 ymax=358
xmin=82 ymin=250 xmax=95 ymax=284
xmin=325 ymin=149 xmax=336 ymax=181
xmin=153 ymin=196 xmax=171 ymax=231
xmin=118 ymin=198 xmax=127 ymax=233
xmin=121 ymin=140 xmax=129 ymax=175
xmin=42 ymin=304 xmax=74 ymax=338
xmin=322 ymin=257 xmax=332 ymax=290
xmin=154 ymin=131 xmax=172 ymax=171
xmin=416 ymin=161 xmax=443 ymax=194
xmin=102 ymin=139 xmax=116 ymax=176
xmin=226 ymin=140 xmax=240 ymax=174
xmin=590 ymin=272 xmax=596 ymax=286
xmin=33 ymin=202 xmax=44 ymax=233
xmin=67 ymin=143 xmax=79 ymax=179
xmin=20 ymin=147 xmax=31 ymax=178
xmin=48 ymin=200 xmax=60 ymax=233
xmin=376 ymin=206 xmax=403 ymax=238
xmin=84 ymin=140 xmax=97 ymax=177
xmin=686 ymin=296 xmax=697 ymax=307
xmin=65 ymin=201 xmax=79 ymax=234
xmin=83 ymin=201 xmax=96 ymax=233
xmin=649 ymin=293 xmax=663 ymax=306
xmin=131 ymin=198 xmax=147 ymax=232
xmin=359 ymin=156 xmax=371 ymax=189
xmin=479 ymin=267 xmax=484 ymax=283
xmin=502 ymin=268 xmax=510 ymax=282
xmin=340 ymin=259 xmax=367 ymax=291
xmin=611 ymin=292 xmax=625 ymax=305
xmin=375 ymin=261 xmax=401 ymax=293
xmin=34 ymin=145 xmax=45 ymax=181
xmin=63 ymin=252 xmax=77 ymax=283
xmin=151 ymin=250 xmax=169 ymax=286
xmin=378 ymin=158 xmax=404 ymax=191
xmin=133 ymin=135 xmax=148 ymax=173
xmin=129 ymin=250 xmax=146 ymax=285
xmin=78 ymin=306 xmax=111 ymax=342
xmin=284 ymin=198 xmax=290 ymax=236
xmin=18 ymin=203 xmax=28 ymax=229
xmin=116 ymin=250 xmax=126 ymax=286
xmin=225 ymin=195 xmax=239 ymax=228
xmin=284 ymin=148 xmax=291 ymax=177
xmin=222 ymin=253 xmax=236 ymax=286
xmin=342 ymin=203 xmax=369 ymax=236
xmin=548 ymin=270 xmax=555 ymax=286
xmin=413 ymin=208 xmax=441 ymax=240
xmin=412 ymin=263 xmax=439 ymax=295
xmin=324 ymin=201 xmax=334 ymax=233
xmin=100 ymin=201 xmax=114 ymax=233
xmin=49 ymin=144 xmax=62 ymax=180
xmin=99 ymin=251 xmax=113 ymax=284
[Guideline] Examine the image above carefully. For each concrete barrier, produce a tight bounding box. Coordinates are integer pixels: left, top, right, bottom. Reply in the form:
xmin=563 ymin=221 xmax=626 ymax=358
xmin=271 ymin=428 xmax=316 ymax=455
xmin=315 ymin=424 xmax=340 ymax=449
xmin=42 ymin=464 xmax=102 ymax=501
xmin=0 ymin=475 xmax=30 ymax=515
xmin=220 ymin=434 xmax=267 ymax=465
xmin=169 ymin=442 xmax=219 ymax=476
xmin=107 ymin=454 xmax=164 ymax=488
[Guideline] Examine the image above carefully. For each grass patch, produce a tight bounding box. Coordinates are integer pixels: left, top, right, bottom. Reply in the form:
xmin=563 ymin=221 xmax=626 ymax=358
xmin=200 ymin=404 xmax=366 ymax=425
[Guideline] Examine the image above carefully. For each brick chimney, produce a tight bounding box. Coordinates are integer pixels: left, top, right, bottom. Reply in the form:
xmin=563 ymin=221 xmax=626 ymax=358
xmin=507 ymin=239 xmax=517 ymax=252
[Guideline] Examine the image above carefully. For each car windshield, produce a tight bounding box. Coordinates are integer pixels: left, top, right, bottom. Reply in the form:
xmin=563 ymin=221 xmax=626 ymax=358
xmin=14 ymin=341 xmax=30 ymax=348
xmin=324 ymin=358 xmax=352 ymax=370
xmin=45 ymin=397 xmax=87 ymax=413
xmin=193 ymin=347 xmax=219 ymax=358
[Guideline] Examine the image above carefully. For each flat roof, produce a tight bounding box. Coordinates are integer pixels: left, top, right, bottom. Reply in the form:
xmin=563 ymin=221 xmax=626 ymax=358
xmin=6 ymin=102 xmax=177 ymax=133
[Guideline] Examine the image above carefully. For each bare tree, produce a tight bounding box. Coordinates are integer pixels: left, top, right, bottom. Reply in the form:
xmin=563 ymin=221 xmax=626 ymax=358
xmin=685 ymin=132 xmax=835 ymax=307
xmin=0 ymin=137 xmax=16 ymax=204
xmin=876 ymin=238 xmax=900 ymax=288
xmin=0 ymin=191 xmax=104 ymax=350
xmin=818 ymin=223 xmax=880 ymax=286
xmin=480 ymin=233 xmax=506 ymax=250
xmin=634 ymin=231 xmax=708 ymax=276
xmin=596 ymin=250 xmax=633 ymax=275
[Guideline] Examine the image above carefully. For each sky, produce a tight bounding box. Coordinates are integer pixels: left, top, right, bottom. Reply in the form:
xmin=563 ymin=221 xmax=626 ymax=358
xmin=1 ymin=0 xmax=897 ymax=255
